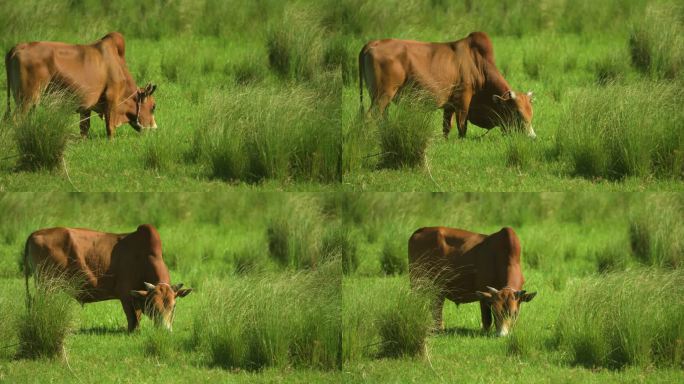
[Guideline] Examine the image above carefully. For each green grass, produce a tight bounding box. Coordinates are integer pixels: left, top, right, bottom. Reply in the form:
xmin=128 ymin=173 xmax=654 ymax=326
xmin=18 ymin=267 xmax=79 ymax=359
xmin=342 ymin=1 xmax=683 ymax=191
xmin=192 ymin=265 xmax=341 ymax=371
xmin=1 ymin=193 xmax=684 ymax=381
xmin=554 ymin=269 xmax=684 ymax=369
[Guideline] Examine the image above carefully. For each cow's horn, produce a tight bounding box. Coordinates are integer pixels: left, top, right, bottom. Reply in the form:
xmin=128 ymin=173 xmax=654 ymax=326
xmin=486 ymin=286 xmax=499 ymax=294
xmin=509 ymin=90 xmax=517 ymax=99
xmin=144 ymin=282 xmax=156 ymax=291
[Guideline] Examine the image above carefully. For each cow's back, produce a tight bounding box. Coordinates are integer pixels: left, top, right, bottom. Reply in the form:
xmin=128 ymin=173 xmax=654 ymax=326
xmin=9 ymin=38 xmax=120 ymax=109
xmin=27 ymin=227 xmax=122 ymax=299
xmin=363 ymin=38 xmax=482 ymax=107
xmin=409 ymin=227 xmax=484 ymax=282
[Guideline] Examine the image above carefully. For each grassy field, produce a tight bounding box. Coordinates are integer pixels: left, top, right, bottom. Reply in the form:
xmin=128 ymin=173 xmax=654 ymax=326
xmin=342 ymin=0 xmax=684 ymax=191
xmin=0 ymin=1 xmax=682 ymax=191
xmin=0 ymin=1 xmax=343 ymax=192
xmin=1 ymin=193 xmax=682 ymax=382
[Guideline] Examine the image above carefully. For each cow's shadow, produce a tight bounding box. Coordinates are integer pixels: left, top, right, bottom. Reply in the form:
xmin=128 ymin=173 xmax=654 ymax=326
xmin=439 ymin=326 xmax=488 ymax=338
xmin=77 ymin=326 xmax=128 ymax=336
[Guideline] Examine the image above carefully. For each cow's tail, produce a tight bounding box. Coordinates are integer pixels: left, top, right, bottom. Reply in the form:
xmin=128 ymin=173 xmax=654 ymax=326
xmin=358 ymin=47 xmax=364 ymax=117
xmin=23 ymin=236 xmax=31 ymax=309
xmin=4 ymin=48 xmax=12 ymax=120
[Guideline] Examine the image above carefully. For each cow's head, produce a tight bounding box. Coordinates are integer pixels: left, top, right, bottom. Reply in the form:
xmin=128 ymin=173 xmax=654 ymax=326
xmin=126 ymin=83 xmax=158 ymax=131
xmin=476 ymin=286 xmax=536 ymax=337
xmin=130 ymin=282 xmax=192 ymax=331
xmin=492 ymin=90 xmax=535 ymax=138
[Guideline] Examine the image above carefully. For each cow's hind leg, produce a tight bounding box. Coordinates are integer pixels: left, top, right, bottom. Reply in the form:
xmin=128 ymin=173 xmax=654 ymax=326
xmin=480 ymin=301 xmax=492 ymax=332
xmin=432 ymin=295 xmax=445 ymax=332
xmin=79 ymin=111 xmax=91 ymax=138
xmin=455 ymin=90 xmax=473 ymax=138
xmin=442 ymin=107 xmax=455 ymax=139
xmin=121 ymin=298 xmax=142 ymax=332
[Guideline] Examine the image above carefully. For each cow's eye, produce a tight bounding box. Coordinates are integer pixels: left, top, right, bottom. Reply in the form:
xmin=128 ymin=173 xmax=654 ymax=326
xmin=152 ymin=104 xmax=156 ymax=112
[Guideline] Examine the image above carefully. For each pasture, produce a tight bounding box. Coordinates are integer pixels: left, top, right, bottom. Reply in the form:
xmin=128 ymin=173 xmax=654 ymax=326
xmin=343 ymin=0 xmax=683 ymax=191
xmin=0 ymin=1 xmax=343 ymax=191
xmin=0 ymin=0 xmax=681 ymax=192
xmin=1 ymin=193 xmax=683 ymax=382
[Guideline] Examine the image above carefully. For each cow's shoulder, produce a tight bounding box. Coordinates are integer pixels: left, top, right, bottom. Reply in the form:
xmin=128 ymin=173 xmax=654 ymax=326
xmin=98 ymin=32 xmax=126 ymax=59
xmin=490 ymin=227 xmax=521 ymax=257
xmin=466 ymin=31 xmax=495 ymax=64
xmin=134 ymin=224 xmax=162 ymax=252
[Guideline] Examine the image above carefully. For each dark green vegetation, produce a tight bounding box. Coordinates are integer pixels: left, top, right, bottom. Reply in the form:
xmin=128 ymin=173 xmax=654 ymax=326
xmin=0 ymin=1 xmax=342 ymax=191
xmin=343 ymin=0 xmax=683 ymax=191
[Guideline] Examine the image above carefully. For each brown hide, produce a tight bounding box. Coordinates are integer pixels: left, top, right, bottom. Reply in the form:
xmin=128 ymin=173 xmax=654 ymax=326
xmin=359 ymin=32 xmax=534 ymax=138
xmin=24 ymin=224 xmax=186 ymax=331
xmin=408 ymin=226 xmax=533 ymax=335
xmin=5 ymin=32 xmax=157 ymax=138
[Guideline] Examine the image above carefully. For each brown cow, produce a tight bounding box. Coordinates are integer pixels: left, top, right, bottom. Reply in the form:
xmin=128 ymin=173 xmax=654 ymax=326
xmin=359 ymin=32 xmax=535 ymax=139
xmin=5 ymin=32 xmax=157 ymax=138
xmin=24 ymin=224 xmax=191 ymax=332
xmin=408 ymin=226 xmax=536 ymax=336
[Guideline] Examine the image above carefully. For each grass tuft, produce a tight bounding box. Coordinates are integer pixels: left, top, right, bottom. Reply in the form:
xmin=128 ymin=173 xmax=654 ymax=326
xmin=377 ymin=284 xmax=433 ymax=358
xmin=13 ymin=93 xmax=74 ymax=171
xmin=380 ymin=240 xmax=407 ymax=276
xmin=192 ymin=266 xmax=341 ymax=371
xmin=377 ymin=96 xmax=434 ymax=169
xmin=17 ymin=266 xmax=78 ymax=359
xmin=554 ymin=269 xmax=684 ymax=369
xmin=556 ymin=82 xmax=683 ymax=180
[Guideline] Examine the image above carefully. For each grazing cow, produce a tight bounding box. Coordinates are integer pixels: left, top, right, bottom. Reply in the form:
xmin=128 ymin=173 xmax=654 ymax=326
xmin=359 ymin=31 xmax=535 ymax=139
xmin=408 ymin=226 xmax=536 ymax=336
xmin=24 ymin=224 xmax=191 ymax=332
xmin=5 ymin=32 xmax=157 ymax=138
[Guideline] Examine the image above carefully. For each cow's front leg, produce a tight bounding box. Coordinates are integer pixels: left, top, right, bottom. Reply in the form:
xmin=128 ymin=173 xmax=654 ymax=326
xmin=442 ymin=107 xmax=455 ymax=138
xmin=79 ymin=111 xmax=91 ymax=138
xmin=456 ymin=91 xmax=473 ymax=138
xmin=103 ymin=102 xmax=118 ymax=139
xmin=121 ymin=298 xmax=141 ymax=332
xmin=480 ymin=300 xmax=492 ymax=332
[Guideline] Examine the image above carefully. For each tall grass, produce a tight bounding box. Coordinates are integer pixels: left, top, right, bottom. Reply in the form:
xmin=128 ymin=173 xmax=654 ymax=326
xmin=0 ymin=294 xmax=19 ymax=359
xmin=377 ymin=284 xmax=433 ymax=358
xmin=556 ymin=82 xmax=683 ymax=180
xmin=380 ymin=240 xmax=407 ymax=276
xmin=17 ymin=266 xmax=79 ymax=359
xmin=266 ymin=5 xmax=326 ymax=82
xmin=13 ymin=93 xmax=74 ymax=171
xmin=192 ymin=81 xmax=341 ymax=184
xmin=629 ymin=3 xmax=683 ymax=80
xmin=554 ymin=269 xmax=684 ymax=369
xmin=377 ymin=96 xmax=434 ymax=169
xmin=343 ymin=277 xmax=434 ymax=362
xmin=266 ymin=196 xmax=323 ymax=269
xmin=191 ymin=265 xmax=341 ymax=371
xmin=628 ymin=195 xmax=684 ymax=268
xmin=322 ymin=225 xmax=358 ymax=275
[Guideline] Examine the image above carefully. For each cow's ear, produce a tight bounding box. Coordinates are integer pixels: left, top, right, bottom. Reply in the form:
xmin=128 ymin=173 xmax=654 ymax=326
xmin=475 ymin=291 xmax=493 ymax=301
xmin=130 ymin=290 xmax=148 ymax=299
xmin=175 ymin=288 xmax=192 ymax=298
xmin=520 ymin=291 xmax=537 ymax=302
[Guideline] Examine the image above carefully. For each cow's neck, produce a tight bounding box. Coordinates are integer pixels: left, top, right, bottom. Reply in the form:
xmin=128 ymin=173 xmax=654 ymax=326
xmin=505 ymin=262 xmax=524 ymax=290
xmin=482 ymin=62 xmax=511 ymax=97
